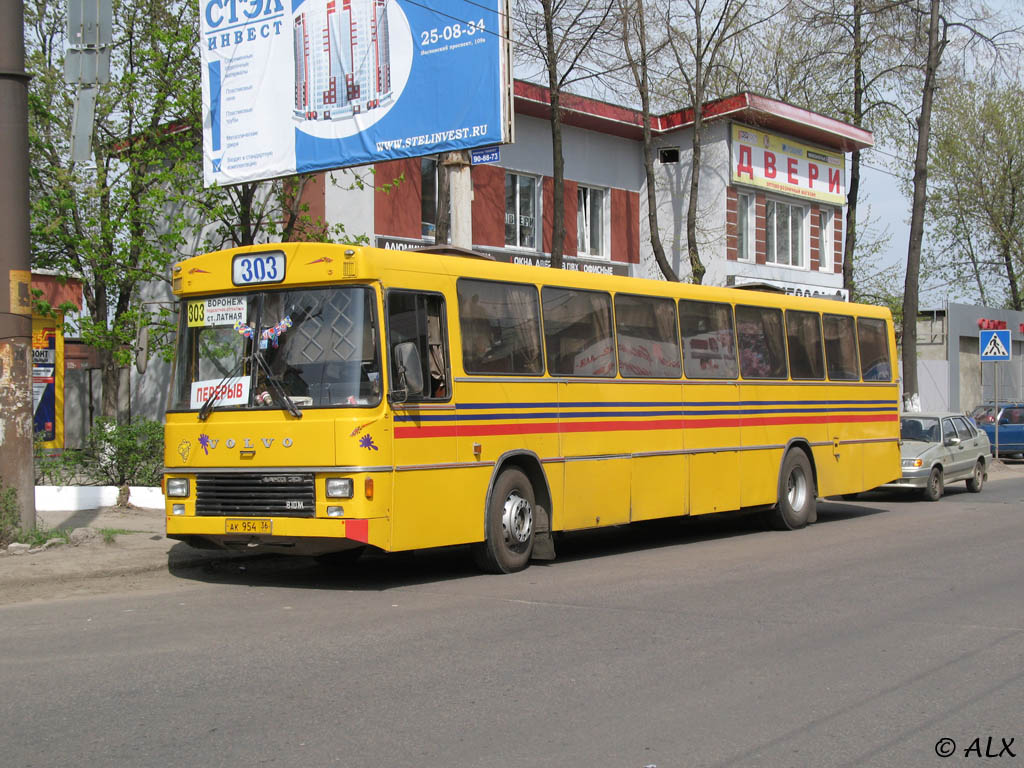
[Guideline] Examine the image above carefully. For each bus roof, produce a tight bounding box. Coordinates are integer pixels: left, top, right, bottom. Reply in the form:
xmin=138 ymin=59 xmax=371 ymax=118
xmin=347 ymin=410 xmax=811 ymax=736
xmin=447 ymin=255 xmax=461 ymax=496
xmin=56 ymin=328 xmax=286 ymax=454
xmin=173 ymin=242 xmax=891 ymax=319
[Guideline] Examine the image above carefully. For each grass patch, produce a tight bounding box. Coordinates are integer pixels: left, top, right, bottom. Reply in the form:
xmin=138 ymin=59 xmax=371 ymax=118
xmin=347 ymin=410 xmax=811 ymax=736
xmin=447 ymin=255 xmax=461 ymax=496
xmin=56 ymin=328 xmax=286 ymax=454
xmin=0 ymin=479 xmax=70 ymax=549
xmin=17 ymin=527 xmax=71 ymax=548
xmin=99 ymin=528 xmax=137 ymax=544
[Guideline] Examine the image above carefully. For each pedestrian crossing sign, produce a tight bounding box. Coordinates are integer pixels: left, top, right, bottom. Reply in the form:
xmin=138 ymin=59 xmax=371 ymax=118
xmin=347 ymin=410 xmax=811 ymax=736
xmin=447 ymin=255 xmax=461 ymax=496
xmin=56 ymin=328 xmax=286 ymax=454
xmin=980 ymin=329 xmax=1011 ymax=361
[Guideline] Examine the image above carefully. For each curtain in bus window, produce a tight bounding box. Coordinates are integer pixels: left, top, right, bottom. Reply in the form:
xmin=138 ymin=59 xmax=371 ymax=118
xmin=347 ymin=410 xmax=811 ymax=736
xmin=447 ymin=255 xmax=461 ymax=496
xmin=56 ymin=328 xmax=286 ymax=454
xmin=823 ymin=314 xmax=860 ymax=380
xmin=614 ymin=294 xmax=681 ymax=378
xmin=736 ymin=305 xmax=788 ymax=379
xmin=457 ymin=279 xmax=543 ymax=374
xmin=678 ymin=299 xmax=738 ymax=379
xmin=856 ymin=317 xmax=892 ymax=381
xmin=542 ymin=287 xmax=615 ymax=376
xmin=786 ymin=310 xmax=825 ymax=380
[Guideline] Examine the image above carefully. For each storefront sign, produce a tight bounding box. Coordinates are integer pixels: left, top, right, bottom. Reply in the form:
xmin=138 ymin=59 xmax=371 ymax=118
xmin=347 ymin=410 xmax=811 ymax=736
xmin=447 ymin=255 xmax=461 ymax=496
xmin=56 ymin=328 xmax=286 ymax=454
xmin=730 ymin=275 xmax=849 ymax=302
xmin=731 ymin=124 xmax=846 ymax=206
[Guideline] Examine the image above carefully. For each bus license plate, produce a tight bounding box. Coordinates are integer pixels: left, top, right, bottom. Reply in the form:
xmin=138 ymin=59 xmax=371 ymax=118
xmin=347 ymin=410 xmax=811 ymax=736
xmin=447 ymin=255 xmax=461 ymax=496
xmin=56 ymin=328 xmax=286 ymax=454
xmin=226 ymin=519 xmax=272 ymax=534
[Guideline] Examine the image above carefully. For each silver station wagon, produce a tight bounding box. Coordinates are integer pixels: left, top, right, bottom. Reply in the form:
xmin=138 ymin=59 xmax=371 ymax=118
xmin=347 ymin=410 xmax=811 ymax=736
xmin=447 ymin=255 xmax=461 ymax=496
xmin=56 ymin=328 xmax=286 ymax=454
xmin=880 ymin=412 xmax=991 ymax=500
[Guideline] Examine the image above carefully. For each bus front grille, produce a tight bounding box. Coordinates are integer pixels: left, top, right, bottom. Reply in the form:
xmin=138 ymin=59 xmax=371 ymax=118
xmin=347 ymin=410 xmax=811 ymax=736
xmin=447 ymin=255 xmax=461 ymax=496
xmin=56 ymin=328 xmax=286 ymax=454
xmin=196 ymin=473 xmax=316 ymax=517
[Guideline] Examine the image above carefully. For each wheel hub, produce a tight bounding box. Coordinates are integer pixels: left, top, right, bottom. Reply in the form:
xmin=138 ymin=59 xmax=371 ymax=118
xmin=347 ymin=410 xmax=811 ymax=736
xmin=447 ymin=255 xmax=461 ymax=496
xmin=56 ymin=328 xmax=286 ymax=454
xmin=502 ymin=492 xmax=533 ymax=545
xmin=787 ymin=467 xmax=807 ymax=510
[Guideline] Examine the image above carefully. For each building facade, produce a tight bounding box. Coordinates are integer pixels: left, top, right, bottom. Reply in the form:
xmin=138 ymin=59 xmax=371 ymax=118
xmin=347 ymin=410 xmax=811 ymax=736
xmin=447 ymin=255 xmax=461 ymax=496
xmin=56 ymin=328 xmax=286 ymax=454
xmin=311 ymin=81 xmax=871 ymax=299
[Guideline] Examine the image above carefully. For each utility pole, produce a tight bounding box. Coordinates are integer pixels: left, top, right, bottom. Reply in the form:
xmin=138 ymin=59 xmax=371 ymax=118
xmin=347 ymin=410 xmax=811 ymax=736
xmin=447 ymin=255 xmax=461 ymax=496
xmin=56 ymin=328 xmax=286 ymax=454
xmin=0 ymin=0 xmax=36 ymax=529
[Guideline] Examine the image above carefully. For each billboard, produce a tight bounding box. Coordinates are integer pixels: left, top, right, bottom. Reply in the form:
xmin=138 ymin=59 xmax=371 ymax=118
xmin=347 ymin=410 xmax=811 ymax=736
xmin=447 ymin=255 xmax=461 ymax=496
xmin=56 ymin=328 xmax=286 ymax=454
xmin=730 ymin=123 xmax=847 ymax=206
xmin=200 ymin=0 xmax=512 ymax=187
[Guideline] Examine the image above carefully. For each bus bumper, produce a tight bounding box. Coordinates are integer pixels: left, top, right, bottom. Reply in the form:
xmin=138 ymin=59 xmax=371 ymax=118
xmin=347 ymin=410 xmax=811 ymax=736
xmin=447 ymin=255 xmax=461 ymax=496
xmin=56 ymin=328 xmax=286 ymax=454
xmin=166 ymin=515 xmax=389 ymax=556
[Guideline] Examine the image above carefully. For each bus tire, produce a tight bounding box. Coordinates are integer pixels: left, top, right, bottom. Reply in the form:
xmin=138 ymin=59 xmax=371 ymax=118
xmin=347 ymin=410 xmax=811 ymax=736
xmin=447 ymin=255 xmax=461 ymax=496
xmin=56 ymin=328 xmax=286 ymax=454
xmin=474 ymin=467 xmax=535 ymax=574
xmin=769 ymin=449 xmax=815 ymax=530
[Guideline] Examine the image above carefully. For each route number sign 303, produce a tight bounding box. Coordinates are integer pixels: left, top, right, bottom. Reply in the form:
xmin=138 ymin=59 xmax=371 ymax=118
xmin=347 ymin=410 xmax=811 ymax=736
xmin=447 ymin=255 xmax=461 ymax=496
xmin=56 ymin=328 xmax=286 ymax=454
xmin=231 ymin=252 xmax=286 ymax=286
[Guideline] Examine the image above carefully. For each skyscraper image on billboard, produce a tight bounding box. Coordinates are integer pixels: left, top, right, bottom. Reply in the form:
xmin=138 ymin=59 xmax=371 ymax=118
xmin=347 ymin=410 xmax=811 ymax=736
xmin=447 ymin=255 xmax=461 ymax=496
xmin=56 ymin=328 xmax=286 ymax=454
xmin=294 ymin=0 xmax=395 ymax=121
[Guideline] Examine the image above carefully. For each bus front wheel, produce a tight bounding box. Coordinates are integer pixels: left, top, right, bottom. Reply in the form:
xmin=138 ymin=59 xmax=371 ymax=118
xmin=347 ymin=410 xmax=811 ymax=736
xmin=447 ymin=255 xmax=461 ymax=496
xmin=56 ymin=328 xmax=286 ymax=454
xmin=474 ymin=467 xmax=535 ymax=574
xmin=769 ymin=449 xmax=816 ymax=530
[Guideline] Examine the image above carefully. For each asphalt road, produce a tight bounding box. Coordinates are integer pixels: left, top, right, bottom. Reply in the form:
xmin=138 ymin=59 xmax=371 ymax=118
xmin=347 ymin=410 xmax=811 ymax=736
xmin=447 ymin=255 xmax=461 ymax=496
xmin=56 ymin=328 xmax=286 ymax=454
xmin=2 ymin=476 xmax=1023 ymax=768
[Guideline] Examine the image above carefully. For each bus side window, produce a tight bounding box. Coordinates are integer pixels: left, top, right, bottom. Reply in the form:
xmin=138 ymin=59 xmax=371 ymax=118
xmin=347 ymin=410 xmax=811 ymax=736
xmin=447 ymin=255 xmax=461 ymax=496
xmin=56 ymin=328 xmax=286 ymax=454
xmin=386 ymin=291 xmax=450 ymax=401
xmin=542 ymin=287 xmax=615 ymax=377
xmin=735 ymin=305 xmax=788 ymax=379
xmin=823 ymin=314 xmax=860 ymax=381
xmin=856 ymin=317 xmax=892 ymax=381
xmin=678 ymin=299 xmax=738 ymax=379
xmin=786 ymin=310 xmax=825 ymax=380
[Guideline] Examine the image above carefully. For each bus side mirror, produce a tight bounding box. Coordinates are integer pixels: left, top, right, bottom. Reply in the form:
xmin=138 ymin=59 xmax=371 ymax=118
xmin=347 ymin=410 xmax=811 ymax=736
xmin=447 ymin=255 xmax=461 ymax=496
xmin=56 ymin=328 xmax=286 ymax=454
xmin=392 ymin=341 xmax=424 ymax=398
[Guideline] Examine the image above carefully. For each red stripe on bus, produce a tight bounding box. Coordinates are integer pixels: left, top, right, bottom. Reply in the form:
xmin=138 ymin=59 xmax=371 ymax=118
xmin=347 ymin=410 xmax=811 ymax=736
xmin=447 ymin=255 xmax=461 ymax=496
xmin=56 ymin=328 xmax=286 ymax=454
xmin=393 ymin=412 xmax=896 ymax=439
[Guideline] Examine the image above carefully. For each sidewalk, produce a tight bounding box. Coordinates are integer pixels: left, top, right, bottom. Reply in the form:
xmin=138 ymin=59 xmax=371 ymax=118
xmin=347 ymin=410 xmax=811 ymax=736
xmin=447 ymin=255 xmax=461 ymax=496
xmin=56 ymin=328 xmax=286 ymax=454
xmin=0 ymin=505 xmax=243 ymax=605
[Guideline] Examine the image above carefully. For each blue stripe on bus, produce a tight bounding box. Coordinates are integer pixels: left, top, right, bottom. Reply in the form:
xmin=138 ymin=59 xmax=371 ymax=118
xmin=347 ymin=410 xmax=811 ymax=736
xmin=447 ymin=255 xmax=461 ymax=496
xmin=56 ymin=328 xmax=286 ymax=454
xmin=455 ymin=399 xmax=899 ymax=410
xmin=395 ymin=405 xmax=899 ymax=422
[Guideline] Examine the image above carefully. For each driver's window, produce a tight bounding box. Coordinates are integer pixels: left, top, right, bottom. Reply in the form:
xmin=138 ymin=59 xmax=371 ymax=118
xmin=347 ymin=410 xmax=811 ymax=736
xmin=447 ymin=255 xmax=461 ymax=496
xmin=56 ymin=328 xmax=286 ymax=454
xmin=386 ymin=291 xmax=450 ymax=401
xmin=942 ymin=419 xmax=957 ymax=444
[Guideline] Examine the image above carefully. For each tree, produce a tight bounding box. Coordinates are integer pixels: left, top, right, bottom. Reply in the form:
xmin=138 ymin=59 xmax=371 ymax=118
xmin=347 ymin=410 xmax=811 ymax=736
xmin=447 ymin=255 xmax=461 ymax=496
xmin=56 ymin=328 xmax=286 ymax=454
xmin=896 ymin=0 xmax=1013 ymax=402
xmin=925 ymin=76 xmax=1024 ymax=309
xmin=615 ymin=0 xmax=679 ymax=281
xmin=666 ymin=0 xmax=765 ymax=284
xmin=514 ymin=0 xmax=616 ymax=269
xmin=26 ymin=0 xmax=201 ymax=422
xmin=736 ymin=1 xmax=913 ymax=296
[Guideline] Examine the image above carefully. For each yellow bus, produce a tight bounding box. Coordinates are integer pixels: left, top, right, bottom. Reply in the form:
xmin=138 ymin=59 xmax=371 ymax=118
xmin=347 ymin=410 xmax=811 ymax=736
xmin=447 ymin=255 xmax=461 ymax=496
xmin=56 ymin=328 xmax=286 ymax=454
xmin=163 ymin=242 xmax=899 ymax=572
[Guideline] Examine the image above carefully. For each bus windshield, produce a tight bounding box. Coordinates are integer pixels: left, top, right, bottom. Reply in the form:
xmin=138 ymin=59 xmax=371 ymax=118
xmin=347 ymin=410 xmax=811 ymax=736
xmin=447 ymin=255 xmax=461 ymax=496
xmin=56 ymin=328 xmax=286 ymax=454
xmin=170 ymin=286 xmax=381 ymax=413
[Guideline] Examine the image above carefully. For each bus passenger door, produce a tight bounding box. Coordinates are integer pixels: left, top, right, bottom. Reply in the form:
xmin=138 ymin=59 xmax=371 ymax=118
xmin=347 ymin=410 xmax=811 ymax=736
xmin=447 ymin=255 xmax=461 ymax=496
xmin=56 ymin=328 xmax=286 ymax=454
xmin=686 ymin=382 xmax=741 ymax=516
xmin=386 ymin=289 xmax=463 ymax=551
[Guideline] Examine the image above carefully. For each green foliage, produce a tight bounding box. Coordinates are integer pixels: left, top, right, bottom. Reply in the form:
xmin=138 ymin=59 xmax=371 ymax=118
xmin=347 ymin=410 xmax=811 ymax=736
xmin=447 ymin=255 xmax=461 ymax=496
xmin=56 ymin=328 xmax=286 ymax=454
xmin=36 ymin=420 xmax=164 ymax=489
xmin=17 ymin=527 xmax=71 ymax=549
xmin=99 ymin=528 xmax=134 ymax=544
xmin=83 ymin=420 xmax=165 ymax=488
xmin=0 ymin=479 xmax=20 ymax=548
xmin=925 ymin=75 xmax=1024 ymax=309
xmin=0 ymin=479 xmax=69 ymax=549
xmin=26 ymin=0 xmax=202 ymax=417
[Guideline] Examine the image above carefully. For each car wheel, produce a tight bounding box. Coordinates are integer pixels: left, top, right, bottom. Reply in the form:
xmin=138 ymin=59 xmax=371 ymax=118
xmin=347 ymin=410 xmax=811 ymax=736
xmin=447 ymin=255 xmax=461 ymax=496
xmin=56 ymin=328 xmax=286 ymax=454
xmin=966 ymin=459 xmax=985 ymax=493
xmin=923 ymin=466 xmax=943 ymax=501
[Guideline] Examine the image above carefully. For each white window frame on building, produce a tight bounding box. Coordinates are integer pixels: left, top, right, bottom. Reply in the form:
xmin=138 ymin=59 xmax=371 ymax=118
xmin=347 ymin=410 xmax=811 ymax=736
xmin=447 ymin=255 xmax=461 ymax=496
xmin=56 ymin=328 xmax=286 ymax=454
xmin=766 ymin=196 xmax=809 ymax=269
xmin=818 ymin=206 xmax=835 ymax=272
xmin=576 ymin=185 xmax=608 ymax=258
xmin=505 ymin=171 xmax=539 ymax=250
xmin=736 ymin=190 xmax=754 ymax=262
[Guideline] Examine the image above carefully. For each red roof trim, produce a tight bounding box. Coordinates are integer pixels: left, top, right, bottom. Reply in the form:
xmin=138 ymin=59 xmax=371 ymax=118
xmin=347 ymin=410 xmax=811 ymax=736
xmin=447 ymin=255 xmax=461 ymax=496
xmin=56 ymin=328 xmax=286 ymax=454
xmin=512 ymin=81 xmax=873 ymax=152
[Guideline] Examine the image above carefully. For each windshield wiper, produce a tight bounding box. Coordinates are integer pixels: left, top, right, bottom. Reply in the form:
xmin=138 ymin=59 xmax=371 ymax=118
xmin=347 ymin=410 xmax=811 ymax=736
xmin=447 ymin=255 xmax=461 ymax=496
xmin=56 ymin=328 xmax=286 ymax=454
xmin=198 ymin=353 xmax=251 ymax=422
xmin=252 ymin=351 xmax=302 ymax=419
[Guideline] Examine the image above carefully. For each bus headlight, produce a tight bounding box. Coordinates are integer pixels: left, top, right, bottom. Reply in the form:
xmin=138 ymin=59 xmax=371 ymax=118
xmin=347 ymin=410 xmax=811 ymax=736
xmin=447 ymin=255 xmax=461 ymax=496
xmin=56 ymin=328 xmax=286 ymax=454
xmin=166 ymin=478 xmax=190 ymax=497
xmin=326 ymin=478 xmax=354 ymax=498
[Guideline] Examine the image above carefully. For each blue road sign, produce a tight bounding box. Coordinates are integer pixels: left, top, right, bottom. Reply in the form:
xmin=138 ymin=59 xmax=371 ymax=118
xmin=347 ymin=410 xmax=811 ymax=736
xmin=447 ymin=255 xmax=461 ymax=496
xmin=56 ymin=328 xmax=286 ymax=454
xmin=980 ymin=329 xmax=1011 ymax=361
xmin=471 ymin=146 xmax=500 ymax=165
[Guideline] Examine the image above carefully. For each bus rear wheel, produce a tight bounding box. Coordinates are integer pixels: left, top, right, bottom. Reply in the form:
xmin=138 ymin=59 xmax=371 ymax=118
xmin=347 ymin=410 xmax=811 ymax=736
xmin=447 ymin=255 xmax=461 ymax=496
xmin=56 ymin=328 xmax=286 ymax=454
xmin=474 ymin=467 xmax=535 ymax=574
xmin=768 ymin=449 xmax=816 ymax=530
